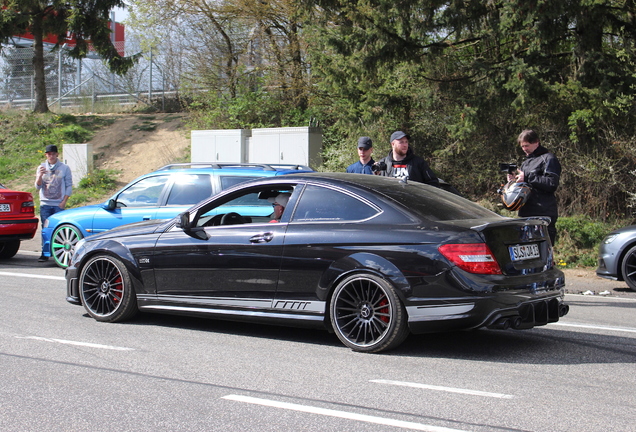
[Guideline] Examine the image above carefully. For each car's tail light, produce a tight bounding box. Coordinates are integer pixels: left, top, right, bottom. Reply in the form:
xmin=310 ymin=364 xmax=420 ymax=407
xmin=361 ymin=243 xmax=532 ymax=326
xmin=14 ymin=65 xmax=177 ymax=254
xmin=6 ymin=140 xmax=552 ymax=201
xmin=21 ymin=201 xmax=35 ymax=213
xmin=438 ymin=243 xmax=502 ymax=275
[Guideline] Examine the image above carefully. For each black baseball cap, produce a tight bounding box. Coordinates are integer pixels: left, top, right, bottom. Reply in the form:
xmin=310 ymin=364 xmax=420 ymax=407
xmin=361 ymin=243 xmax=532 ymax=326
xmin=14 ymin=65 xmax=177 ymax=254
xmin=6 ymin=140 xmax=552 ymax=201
xmin=45 ymin=145 xmax=58 ymax=153
xmin=357 ymin=136 xmax=373 ymax=149
xmin=390 ymin=131 xmax=410 ymax=142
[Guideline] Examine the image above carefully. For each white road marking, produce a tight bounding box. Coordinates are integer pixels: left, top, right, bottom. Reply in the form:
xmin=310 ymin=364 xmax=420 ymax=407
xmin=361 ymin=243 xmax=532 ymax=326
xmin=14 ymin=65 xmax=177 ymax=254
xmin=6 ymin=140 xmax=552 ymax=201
xmin=16 ymin=336 xmax=134 ymax=351
xmin=222 ymin=394 xmax=470 ymax=432
xmin=371 ymin=379 xmax=514 ymax=399
xmin=0 ymin=271 xmax=65 ymax=281
xmin=552 ymin=322 xmax=636 ymax=334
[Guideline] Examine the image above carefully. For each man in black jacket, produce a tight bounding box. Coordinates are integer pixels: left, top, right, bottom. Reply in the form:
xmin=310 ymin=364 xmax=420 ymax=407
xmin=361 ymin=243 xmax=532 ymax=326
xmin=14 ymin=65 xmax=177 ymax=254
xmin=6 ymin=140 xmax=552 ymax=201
xmin=376 ymin=131 xmax=439 ymax=186
xmin=507 ymin=129 xmax=561 ymax=244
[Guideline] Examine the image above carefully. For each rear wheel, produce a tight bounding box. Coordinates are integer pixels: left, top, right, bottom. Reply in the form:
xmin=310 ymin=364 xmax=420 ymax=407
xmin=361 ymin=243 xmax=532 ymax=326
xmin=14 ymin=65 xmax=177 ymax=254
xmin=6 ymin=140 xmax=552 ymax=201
xmin=0 ymin=240 xmax=20 ymax=259
xmin=79 ymin=255 xmax=138 ymax=322
xmin=330 ymin=273 xmax=409 ymax=353
xmin=621 ymin=245 xmax=636 ymax=292
xmin=52 ymin=224 xmax=83 ymax=268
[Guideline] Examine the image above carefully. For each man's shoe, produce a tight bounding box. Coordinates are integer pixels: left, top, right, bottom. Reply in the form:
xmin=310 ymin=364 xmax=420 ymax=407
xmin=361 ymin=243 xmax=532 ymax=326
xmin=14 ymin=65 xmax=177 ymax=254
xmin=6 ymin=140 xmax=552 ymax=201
xmin=38 ymin=255 xmax=48 ymax=262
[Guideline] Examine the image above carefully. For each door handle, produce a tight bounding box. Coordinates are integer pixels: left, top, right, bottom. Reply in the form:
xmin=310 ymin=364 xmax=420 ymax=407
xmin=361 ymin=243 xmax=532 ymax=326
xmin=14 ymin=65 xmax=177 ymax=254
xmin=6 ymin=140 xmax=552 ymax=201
xmin=250 ymin=232 xmax=274 ymax=243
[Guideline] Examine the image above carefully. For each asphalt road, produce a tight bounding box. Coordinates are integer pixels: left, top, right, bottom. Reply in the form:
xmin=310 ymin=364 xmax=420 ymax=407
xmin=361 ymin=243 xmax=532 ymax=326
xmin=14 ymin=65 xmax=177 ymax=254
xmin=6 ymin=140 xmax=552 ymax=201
xmin=2 ymin=249 xmax=636 ymax=432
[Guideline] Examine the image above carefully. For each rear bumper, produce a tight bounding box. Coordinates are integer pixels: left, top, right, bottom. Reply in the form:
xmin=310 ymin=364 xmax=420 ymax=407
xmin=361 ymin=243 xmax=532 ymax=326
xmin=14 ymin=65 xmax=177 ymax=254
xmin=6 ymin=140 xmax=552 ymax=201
xmin=406 ymin=266 xmax=566 ymax=334
xmin=0 ymin=218 xmax=38 ymax=240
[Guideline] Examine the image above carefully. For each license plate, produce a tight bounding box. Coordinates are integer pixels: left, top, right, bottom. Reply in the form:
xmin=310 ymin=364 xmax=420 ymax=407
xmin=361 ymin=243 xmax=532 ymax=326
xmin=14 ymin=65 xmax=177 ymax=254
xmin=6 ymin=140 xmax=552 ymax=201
xmin=0 ymin=203 xmax=10 ymax=212
xmin=509 ymin=243 xmax=540 ymax=261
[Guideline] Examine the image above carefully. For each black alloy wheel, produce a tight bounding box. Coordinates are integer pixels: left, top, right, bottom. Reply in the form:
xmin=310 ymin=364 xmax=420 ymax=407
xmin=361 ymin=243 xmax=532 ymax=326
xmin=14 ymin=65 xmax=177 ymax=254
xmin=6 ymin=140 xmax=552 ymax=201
xmin=79 ymin=255 xmax=138 ymax=322
xmin=330 ymin=273 xmax=409 ymax=353
xmin=621 ymin=245 xmax=636 ymax=292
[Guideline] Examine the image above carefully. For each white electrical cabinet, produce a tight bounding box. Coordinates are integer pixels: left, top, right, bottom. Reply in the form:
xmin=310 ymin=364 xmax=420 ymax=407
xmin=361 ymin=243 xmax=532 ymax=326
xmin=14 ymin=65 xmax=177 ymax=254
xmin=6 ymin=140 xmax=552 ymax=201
xmin=63 ymin=143 xmax=94 ymax=186
xmin=190 ymin=127 xmax=323 ymax=168
xmin=191 ymin=129 xmax=251 ymax=163
xmin=249 ymin=127 xmax=322 ymax=167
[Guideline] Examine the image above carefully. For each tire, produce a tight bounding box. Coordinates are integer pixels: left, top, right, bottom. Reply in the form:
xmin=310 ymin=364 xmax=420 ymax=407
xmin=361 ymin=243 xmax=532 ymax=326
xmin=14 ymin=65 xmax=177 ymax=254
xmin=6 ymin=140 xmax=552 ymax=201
xmin=330 ymin=273 xmax=409 ymax=353
xmin=51 ymin=224 xmax=83 ymax=268
xmin=79 ymin=255 xmax=138 ymax=322
xmin=0 ymin=240 xmax=20 ymax=259
xmin=621 ymin=245 xmax=636 ymax=292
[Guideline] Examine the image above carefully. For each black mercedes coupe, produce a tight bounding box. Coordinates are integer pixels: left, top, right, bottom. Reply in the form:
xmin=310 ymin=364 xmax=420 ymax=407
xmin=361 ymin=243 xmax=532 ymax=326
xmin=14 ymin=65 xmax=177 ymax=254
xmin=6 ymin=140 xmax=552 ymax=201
xmin=65 ymin=173 xmax=568 ymax=353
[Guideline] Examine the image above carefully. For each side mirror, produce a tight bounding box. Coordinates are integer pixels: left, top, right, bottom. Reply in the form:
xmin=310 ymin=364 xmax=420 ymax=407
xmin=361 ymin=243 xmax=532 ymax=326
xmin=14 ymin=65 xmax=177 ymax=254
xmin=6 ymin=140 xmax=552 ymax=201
xmin=176 ymin=212 xmax=191 ymax=230
xmin=107 ymin=199 xmax=117 ymax=211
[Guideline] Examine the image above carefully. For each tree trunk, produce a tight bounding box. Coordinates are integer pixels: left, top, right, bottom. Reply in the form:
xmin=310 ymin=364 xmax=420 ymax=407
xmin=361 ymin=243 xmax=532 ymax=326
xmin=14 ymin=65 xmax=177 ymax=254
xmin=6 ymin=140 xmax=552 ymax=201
xmin=31 ymin=13 xmax=49 ymax=113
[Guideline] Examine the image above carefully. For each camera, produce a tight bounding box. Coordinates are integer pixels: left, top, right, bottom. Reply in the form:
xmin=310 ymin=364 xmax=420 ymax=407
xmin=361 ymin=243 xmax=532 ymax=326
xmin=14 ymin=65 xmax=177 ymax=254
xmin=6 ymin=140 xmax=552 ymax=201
xmin=372 ymin=161 xmax=387 ymax=173
xmin=499 ymin=163 xmax=517 ymax=174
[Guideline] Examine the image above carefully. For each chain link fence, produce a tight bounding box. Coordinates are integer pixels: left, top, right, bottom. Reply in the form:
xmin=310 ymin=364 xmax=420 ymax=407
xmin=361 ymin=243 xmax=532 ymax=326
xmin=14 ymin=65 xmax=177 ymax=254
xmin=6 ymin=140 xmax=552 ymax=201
xmin=0 ymin=41 xmax=173 ymax=112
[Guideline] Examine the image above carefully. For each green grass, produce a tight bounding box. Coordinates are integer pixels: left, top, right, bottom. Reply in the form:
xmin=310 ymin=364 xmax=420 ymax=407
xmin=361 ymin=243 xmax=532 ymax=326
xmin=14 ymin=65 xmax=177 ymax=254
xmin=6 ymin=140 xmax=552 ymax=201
xmin=0 ymin=112 xmax=121 ymax=207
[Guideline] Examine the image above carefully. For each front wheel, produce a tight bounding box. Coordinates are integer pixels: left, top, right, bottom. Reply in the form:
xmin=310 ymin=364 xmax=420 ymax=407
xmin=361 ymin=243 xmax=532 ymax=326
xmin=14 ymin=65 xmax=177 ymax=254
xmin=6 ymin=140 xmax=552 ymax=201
xmin=51 ymin=224 xmax=83 ymax=268
xmin=330 ymin=273 xmax=409 ymax=353
xmin=621 ymin=245 xmax=636 ymax=292
xmin=79 ymin=255 xmax=138 ymax=322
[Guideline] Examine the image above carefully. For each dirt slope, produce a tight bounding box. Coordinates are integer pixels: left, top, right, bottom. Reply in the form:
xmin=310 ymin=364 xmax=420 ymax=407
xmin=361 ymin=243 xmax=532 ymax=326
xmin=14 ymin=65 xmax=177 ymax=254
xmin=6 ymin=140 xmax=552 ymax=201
xmin=90 ymin=113 xmax=190 ymax=185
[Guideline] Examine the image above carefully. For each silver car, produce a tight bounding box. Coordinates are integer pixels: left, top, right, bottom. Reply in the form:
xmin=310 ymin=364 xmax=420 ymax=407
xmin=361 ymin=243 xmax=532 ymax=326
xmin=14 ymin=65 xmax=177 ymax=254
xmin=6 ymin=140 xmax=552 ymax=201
xmin=596 ymin=224 xmax=636 ymax=291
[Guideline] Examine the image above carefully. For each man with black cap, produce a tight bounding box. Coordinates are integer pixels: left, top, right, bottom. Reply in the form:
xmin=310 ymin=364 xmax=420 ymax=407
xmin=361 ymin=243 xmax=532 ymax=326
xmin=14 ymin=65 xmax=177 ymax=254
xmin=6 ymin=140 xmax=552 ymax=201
xmin=34 ymin=144 xmax=73 ymax=262
xmin=346 ymin=136 xmax=375 ymax=174
xmin=375 ymin=131 xmax=439 ymax=186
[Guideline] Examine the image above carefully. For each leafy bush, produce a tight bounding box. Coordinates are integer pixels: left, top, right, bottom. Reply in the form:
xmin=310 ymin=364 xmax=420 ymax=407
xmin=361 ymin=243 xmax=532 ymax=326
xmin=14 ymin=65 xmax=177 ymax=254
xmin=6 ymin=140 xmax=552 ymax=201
xmin=555 ymin=216 xmax=632 ymax=267
xmin=67 ymin=169 xmax=120 ymax=208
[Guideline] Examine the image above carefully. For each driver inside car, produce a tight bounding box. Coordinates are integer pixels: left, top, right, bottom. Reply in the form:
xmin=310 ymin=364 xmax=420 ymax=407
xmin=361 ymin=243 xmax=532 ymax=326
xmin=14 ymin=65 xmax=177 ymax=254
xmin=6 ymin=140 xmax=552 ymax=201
xmin=267 ymin=193 xmax=290 ymax=223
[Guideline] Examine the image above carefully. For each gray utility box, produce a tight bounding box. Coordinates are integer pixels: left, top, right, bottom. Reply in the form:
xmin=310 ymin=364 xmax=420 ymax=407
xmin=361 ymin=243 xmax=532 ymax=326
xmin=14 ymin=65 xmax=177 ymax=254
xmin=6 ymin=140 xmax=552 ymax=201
xmin=63 ymin=143 xmax=94 ymax=186
xmin=191 ymin=127 xmax=322 ymax=167
xmin=191 ymin=129 xmax=251 ymax=163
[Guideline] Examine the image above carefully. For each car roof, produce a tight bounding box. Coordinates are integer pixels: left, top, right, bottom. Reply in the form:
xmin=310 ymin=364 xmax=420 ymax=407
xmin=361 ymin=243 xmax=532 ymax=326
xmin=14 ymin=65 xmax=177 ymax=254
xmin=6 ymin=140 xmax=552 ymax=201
xmin=154 ymin=162 xmax=313 ymax=174
xmin=232 ymin=172 xmax=499 ymax=222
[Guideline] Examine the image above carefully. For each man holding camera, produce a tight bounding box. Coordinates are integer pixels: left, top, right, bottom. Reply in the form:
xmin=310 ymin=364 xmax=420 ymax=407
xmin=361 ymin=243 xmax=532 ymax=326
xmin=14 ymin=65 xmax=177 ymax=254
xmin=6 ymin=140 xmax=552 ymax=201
xmin=507 ymin=129 xmax=561 ymax=244
xmin=346 ymin=137 xmax=376 ymax=174
xmin=374 ymin=131 xmax=439 ymax=186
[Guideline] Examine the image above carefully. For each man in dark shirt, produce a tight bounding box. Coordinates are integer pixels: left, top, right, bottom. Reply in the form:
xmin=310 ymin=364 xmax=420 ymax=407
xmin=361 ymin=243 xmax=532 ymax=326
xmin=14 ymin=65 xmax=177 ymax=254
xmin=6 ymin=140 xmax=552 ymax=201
xmin=507 ymin=129 xmax=561 ymax=244
xmin=375 ymin=131 xmax=439 ymax=186
xmin=346 ymin=137 xmax=375 ymax=174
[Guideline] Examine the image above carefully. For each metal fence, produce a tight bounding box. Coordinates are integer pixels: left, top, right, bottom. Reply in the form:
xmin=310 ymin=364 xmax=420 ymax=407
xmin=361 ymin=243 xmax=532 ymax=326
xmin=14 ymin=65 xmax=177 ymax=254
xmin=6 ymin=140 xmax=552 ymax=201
xmin=0 ymin=40 xmax=171 ymax=112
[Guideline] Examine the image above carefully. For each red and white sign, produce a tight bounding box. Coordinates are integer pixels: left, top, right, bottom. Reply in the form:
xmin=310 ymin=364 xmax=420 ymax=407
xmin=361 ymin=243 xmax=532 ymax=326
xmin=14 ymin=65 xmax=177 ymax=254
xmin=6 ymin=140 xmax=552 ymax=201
xmin=15 ymin=22 xmax=125 ymax=56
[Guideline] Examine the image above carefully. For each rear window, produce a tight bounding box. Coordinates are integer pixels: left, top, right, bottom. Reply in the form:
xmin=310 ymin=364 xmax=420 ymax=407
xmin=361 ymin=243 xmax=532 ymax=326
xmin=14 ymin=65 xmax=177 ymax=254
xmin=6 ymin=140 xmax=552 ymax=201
xmin=377 ymin=182 xmax=498 ymax=221
xmin=293 ymin=185 xmax=379 ymax=222
xmin=166 ymin=174 xmax=212 ymax=205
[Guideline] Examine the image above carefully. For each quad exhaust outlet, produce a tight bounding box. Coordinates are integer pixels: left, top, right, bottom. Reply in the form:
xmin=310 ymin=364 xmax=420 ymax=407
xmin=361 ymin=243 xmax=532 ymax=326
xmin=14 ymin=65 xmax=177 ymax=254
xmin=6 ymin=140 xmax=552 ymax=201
xmin=488 ymin=299 xmax=569 ymax=331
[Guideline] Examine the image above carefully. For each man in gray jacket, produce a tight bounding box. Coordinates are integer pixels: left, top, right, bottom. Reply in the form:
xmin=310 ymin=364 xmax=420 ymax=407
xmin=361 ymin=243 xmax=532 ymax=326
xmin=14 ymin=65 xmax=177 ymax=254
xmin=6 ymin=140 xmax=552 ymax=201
xmin=35 ymin=144 xmax=72 ymax=262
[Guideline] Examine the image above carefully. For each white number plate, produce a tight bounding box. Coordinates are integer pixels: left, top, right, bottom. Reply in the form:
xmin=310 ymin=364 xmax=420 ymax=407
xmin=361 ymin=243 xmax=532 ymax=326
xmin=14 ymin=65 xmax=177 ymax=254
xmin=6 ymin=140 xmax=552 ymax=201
xmin=509 ymin=243 xmax=540 ymax=261
xmin=0 ymin=203 xmax=10 ymax=212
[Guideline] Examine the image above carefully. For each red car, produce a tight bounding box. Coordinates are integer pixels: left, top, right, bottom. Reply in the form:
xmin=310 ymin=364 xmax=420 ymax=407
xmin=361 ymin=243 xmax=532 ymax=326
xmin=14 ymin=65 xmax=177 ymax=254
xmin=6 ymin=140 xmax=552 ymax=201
xmin=0 ymin=183 xmax=38 ymax=259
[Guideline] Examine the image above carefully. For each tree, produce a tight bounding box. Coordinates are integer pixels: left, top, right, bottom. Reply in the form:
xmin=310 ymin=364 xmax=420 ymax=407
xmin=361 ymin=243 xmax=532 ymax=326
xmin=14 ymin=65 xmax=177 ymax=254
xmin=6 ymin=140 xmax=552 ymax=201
xmin=0 ymin=0 xmax=138 ymax=113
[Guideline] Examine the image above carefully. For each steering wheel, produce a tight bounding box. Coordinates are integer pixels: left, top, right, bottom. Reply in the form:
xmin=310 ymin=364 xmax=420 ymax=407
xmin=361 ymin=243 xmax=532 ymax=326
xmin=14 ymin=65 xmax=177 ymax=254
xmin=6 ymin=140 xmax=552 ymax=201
xmin=204 ymin=214 xmax=224 ymax=227
xmin=220 ymin=212 xmax=244 ymax=225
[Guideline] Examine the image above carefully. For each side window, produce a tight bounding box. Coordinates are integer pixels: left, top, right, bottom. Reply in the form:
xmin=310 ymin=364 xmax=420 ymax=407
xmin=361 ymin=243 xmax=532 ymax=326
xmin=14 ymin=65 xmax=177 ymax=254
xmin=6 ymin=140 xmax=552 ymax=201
xmin=292 ymin=185 xmax=378 ymax=222
xmin=195 ymin=186 xmax=293 ymax=227
xmin=166 ymin=174 xmax=212 ymax=205
xmin=220 ymin=176 xmax=260 ymax=191
xmin=117 ymin=175 xmax=168 ymax=207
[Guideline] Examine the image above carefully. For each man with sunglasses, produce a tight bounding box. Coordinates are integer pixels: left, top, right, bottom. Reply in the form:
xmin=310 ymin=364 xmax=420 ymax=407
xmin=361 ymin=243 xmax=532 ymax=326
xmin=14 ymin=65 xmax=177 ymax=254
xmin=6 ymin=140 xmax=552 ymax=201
xmin=267 ymin=193 xmax=290 ymax=223
xmin=35 ymin=144 xmax=73 ymax=262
